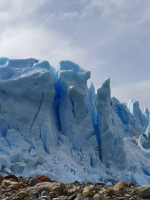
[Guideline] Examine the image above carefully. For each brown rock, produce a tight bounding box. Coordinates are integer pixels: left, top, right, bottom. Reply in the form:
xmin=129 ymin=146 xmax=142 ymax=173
xmin=2 ymin=180 xmax=20 ymax=189
xmin=4 ymin=174 xmax=18 ymax=182
xmin=15 ymin=190 xmax=30 ymax=198
xmin=34 ymin=175 xmax=52 ymax=182
xmin=9 ymin=182 xmax=21 ymax=190
xmin=27 ymin=182 xmax=65 ymax=196
xmin=82 ymin=186 xmax=94 ymax=197
xmin=0 ymin=176 xmax=3 ymax=184
xmin=113 ymin=181 xmax=128 ymax=191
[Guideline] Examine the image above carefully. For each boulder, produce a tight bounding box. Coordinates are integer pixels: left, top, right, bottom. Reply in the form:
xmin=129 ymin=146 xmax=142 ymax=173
xmin=137 ymin=185 xmax=150 ymax=198
xmin=113 ymin=181 xmax=128 ymax=191
xmin=27 ymin=182 xmax=65 ymax=196
xmin=2 ymin=179 xmax=21 ymax=190
xmin=9 ymin=183 xmax=21 ymax=190
xmin=82 ymin=186 xmax=94 ymax=197
xmin=28 ymin=178 xmax=41 ymax=186
xmin=15 ymin=190 xmax=30 ymax=198
xmin=34 ymin=175 xmax=52 ymax=182
xmin=4 ymin=174 xmax=18 ymax=182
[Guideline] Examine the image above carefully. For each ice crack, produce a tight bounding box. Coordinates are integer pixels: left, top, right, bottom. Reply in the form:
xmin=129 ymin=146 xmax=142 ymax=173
xmin=29 ymin=91 xmax=44 ymax=133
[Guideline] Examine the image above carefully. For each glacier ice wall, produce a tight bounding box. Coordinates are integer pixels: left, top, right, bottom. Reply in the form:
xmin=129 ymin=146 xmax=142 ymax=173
xmin=0 ymin=57 xmax=150 ymax=184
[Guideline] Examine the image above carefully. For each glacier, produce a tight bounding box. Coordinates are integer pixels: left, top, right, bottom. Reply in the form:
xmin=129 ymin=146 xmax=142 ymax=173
xmin=0 ymin=57 xmax=150 ymax=185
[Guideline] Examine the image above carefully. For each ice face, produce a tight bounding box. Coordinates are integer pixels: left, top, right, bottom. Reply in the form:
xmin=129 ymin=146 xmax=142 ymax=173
xmin=0 ymin=57 xmax=150 ymax=185
xmin=0 ymin=59 xmax=59 ymax=154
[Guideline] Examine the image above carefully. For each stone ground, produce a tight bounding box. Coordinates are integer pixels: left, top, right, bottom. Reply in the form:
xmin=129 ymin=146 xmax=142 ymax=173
xmin=0 ymin=174 xmax=150 ymax=200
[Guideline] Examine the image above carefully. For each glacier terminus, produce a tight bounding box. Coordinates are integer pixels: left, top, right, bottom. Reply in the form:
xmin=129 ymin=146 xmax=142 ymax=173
xmin=0 ymin=57 xmax=150 ymax=185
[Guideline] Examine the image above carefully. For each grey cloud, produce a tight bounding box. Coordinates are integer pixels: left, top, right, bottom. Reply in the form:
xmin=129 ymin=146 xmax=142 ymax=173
xmin=112 ymin=79 xmax=150 ymax=110
xmin=0 ymin=0 xmax=150 ymax=109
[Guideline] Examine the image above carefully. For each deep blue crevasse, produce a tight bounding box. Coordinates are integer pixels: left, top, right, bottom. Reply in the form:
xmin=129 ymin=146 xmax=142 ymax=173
xmin=53 ymin=75 xmax=62 ymax=131
xmin=86 ymin=83 xmax=102 ymax=161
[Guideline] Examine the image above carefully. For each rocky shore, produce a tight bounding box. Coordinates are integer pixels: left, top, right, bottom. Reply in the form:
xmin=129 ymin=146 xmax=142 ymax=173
xmin=0 ymin=174 xmax=150 ymax=200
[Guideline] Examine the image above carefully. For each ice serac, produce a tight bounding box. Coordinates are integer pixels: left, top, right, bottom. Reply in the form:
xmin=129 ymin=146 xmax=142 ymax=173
xmin=112 ymin=97 xmax=145 ymax=138
xmin=144 ymin=107 xmax=150 ymax=121
xmin=128 ymin=99 xmax=148 ymax=130
xmin=96 ymin=78 xmax=126 ymax=166
xmin=57 ymin=61 xmax=99 ymax=162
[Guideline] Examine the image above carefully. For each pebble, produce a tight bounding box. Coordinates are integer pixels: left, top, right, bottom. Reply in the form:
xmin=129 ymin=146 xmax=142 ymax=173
xmin=82 ymin=186 xmax=94 ymax=197
xmin=0 ymin=174 xmax=148 ymax=200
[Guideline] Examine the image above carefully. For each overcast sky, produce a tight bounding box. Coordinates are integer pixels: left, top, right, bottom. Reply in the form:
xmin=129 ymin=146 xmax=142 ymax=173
xmin=0 ymin=0 xmax=150 ymax=111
